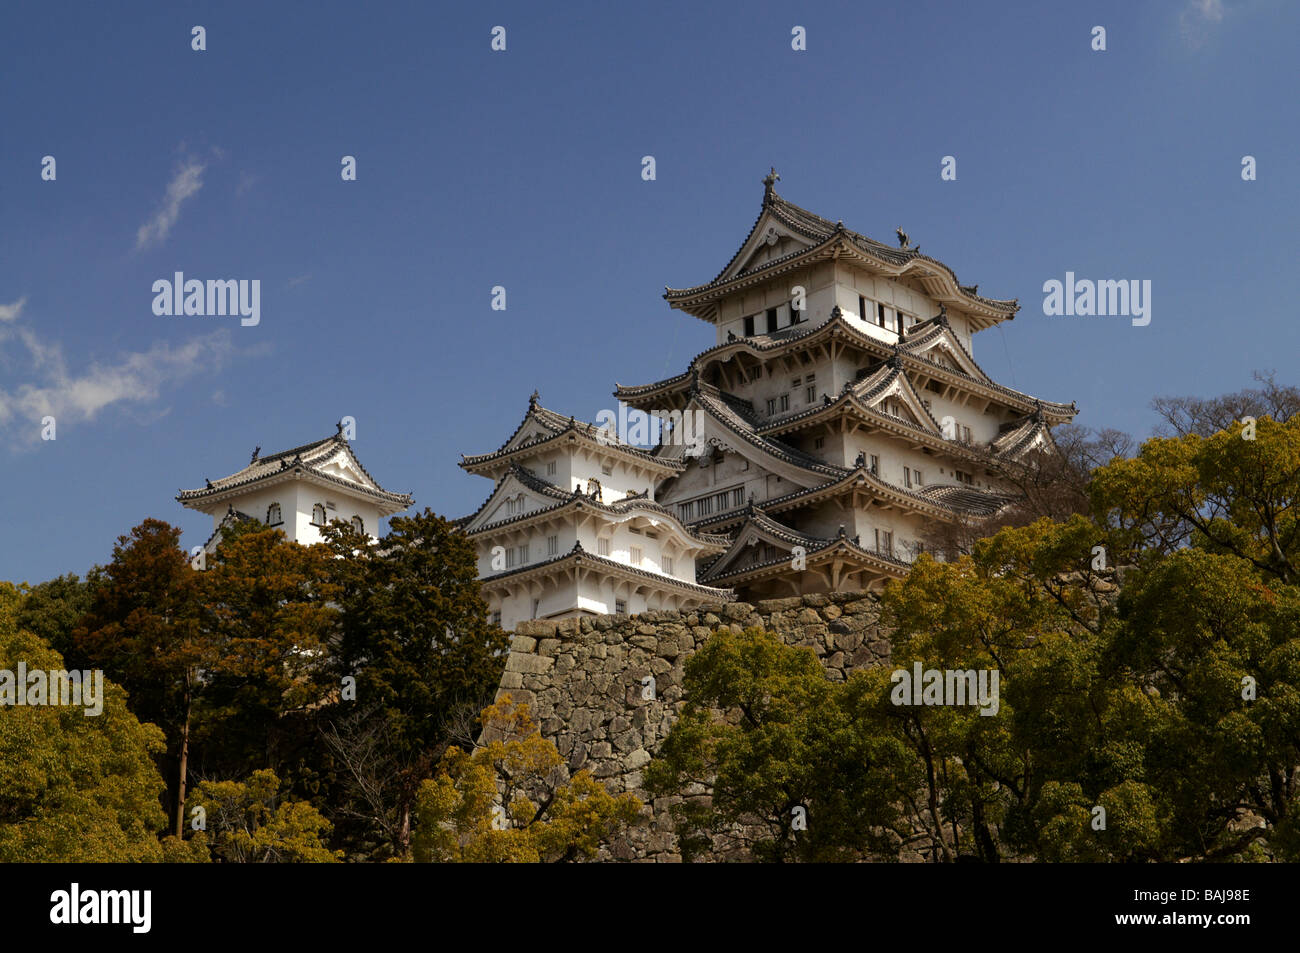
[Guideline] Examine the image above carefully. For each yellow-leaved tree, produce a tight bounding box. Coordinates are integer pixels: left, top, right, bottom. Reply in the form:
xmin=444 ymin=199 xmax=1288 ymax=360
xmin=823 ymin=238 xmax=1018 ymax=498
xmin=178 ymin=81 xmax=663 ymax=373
xmin=412 ymin=696 xmax=641 ymax=862
xmin=187 ymin=769 xmax=341 ymax=863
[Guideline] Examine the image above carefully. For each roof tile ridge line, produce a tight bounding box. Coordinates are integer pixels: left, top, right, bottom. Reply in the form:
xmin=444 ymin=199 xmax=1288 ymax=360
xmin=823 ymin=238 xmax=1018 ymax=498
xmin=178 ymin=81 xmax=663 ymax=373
xmin=464 ymin=398 xmax=547 ymax=461
xmin=619 ymin=315 xmax=834 ymax=397
xmin=668 ymin=237 xmax=834 ymax=297
xmin=179 ymin=458 xmax=412 ymax=504
xmin=472 ymin=482 xmax=722 ymax=547
xmin=705 ymin=186 xmax=774 ymax=286
xmin=890 ymin=364 xmax=946 ymax=433
xmin=305 ymin=467 xmax=414 ymax=503
xmin=329 ymin=437 xmax=404 ymax=497
xmin=598 ymin=497 xmax=733 ymax=548
xmin=902 ymin=322 xmax=998 ymax=387
xmin=250 ymin=433 xmax=339 ymax=466
xmin=694 ymin=391 xmax=845 ymax=475
xmin=704 ymin=532 xmax=911 ymax=581
xmin=461 ymin=463 xmax=570 ymax=531
xmin=462 ymin=419 xmax=681 ymax=469
xmin=759 ymin=394 xmax=990 ymax=465
xmin=757 ymin=464 xmax=963 ymax=516
xmin=674 ymin=224 xmax=1018 ymax=315
xmin=684 ymin=183 xmax=844 ymax=294
xmin=884 ymin=332 xmax=1072 ymax=415
xmin=744 ymin=506 xmax=833 ymax=545
xmin=486 ymin=546 xmax=732 ymax=598
xmin=534 ymin=403 xmax=683 ymax=460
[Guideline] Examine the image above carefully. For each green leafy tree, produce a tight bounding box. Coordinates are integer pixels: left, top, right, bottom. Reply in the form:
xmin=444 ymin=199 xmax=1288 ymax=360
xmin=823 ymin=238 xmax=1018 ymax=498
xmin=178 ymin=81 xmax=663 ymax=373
xmin=646 ymin=628 xmax=914 ymax=861
xmin=321 ymin=510 xmax=508 ymax=857
xmin=0 ymin=582 xmax=171 ymax=862
xmin=15 ymin=572 xmax=95 ymax=662
xmin=195 ymin=522 xmax=340 ymax=780
xmin=72 ymin=519 xmax=207 ymax=836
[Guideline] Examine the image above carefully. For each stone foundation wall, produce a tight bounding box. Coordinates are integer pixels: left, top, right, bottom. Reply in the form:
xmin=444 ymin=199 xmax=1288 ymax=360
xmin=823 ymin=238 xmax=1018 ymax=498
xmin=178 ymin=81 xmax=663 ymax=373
xmin=495 ymin=589 xmax=892 ymax=862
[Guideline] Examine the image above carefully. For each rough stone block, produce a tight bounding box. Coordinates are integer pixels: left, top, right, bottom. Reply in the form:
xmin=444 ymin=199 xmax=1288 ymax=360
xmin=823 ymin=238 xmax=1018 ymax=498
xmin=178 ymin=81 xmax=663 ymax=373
xmin=505 ymin=653 xmax=554 ymax=674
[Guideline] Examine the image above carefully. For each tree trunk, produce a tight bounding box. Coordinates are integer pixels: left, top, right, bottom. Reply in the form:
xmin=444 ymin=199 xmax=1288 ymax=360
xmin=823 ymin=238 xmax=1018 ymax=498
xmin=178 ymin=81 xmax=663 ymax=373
xmin=173 ymin=686 xmax=191 ymax=837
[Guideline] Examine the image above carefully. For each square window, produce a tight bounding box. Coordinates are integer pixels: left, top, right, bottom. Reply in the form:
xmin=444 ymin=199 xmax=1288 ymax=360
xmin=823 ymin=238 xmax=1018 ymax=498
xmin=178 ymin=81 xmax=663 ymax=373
xmin=630 ymin=545 xmax=643 ymax=565
xmin=597 ymin=537 xmax=610 ymax=556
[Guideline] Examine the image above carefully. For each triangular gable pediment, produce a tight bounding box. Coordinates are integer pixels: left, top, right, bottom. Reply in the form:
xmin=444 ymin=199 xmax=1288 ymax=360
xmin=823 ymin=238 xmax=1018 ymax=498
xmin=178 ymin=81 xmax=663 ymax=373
xmin=860 ymin=371 xmax=941 ymax=434
xmin=314 ymin=447 xmax=375 ymax=487
xmin=682 ymin=393 xmax=834 ymax=487
xmin=704 ymin=520 xmax=799 ymax=579
xmin=462 ymin=471 xmax=567 ymax=534
xmin=500 ymin=411 xmax=564 ymax=453
xmin=906 ymin=329 xmax=989 ymax=383
xmin=717 ymin=211 xmax=819 ymax=284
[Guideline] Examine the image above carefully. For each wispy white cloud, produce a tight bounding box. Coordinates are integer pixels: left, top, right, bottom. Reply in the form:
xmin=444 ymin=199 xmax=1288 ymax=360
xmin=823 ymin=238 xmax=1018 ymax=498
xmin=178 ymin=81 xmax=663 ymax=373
xmin=0 ymin=309 xmax=232 ymax=442
xmin=1180 ymin=0 xmax=1226 ymax=48
xmin=0 ymin=297 xmax=26 ymax=322
xmin=135 ymin=157 xmax=207 ymax=249
xmin=235 ymin=170 xmax=260 ymax=196
xmin=287 ymin=273 xmax=311 ymax=288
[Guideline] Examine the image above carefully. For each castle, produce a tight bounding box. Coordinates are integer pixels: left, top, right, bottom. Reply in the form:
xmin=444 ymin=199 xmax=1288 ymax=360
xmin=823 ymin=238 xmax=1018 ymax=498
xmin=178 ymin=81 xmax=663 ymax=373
xmin=177 ymin=173 xmax=1076 ymax=631
xmin=461 ymin=172 xmax=1076 ymax=629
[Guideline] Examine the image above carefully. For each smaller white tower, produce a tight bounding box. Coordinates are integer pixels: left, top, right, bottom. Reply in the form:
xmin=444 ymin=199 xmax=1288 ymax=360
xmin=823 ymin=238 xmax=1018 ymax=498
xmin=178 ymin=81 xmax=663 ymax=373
xmin=177 ymin=424 xmax=413 ymax=553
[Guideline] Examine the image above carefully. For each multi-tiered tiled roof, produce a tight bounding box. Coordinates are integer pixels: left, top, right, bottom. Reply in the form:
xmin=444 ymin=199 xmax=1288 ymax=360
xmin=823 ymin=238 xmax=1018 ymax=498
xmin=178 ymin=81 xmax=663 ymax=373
xmin=664 ymin=180 xmax=1020 ymax=329
xmin=178 ymin=427 xmax=413 ymax=512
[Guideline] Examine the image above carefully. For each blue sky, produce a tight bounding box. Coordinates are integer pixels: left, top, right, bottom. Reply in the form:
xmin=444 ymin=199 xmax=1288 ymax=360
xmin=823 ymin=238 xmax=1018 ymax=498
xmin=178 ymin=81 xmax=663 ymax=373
xmin=2 ymin=0 xmax=1296 ymax=584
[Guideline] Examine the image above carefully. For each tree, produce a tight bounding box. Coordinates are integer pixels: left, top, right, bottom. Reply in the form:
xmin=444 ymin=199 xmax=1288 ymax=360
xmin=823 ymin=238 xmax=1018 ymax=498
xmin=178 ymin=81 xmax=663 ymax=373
xmin=412 ymin=696 xmax=641 ymax=862
xmin=645 ymin=628 xmax=914 ymax=861
xmin=14 ymin=572 xmax=95 ymax=662
xmin=187 ymin=769 xmax=340 ymax=862
xmin=321 ymin=510 xmax=508 ymax=857
xmin=72 ymin=519 xmax=207 ymax=836
xmin=0 ymin=582 xmax=172 ymax=862
xmin=1152 ymin=370 xmax=1300 ymax=438
xmin=1091 ymin=414 xmax=1300 ymax=579
xmin=195 ymin=522 xmax=340 ymax=780
xmin=921 ymin=426 xmax=1133 ymax=560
